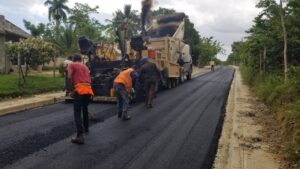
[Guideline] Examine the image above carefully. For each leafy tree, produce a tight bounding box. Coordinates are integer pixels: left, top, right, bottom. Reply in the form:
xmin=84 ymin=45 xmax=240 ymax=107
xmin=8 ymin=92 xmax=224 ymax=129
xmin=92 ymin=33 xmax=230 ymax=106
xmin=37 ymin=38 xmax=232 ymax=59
xmin=256 ymin=0 xmax=289 ymax=81
xmin=196 ymin=37 xmax=222 ymax=66
xmin=184 ymin=17 xmax=201 ymax=65
xmin=23 ymin=20 xmax=46 ymax=37
xmin=5 ymin=38 xmax=59 ymax=77
xmin=68 ymin=3 xmax=105 ymax=42
xmin=55 ymin=24 xmax=77 ymax=56
xmin=228 ymin=0 xmax=300 ymax=78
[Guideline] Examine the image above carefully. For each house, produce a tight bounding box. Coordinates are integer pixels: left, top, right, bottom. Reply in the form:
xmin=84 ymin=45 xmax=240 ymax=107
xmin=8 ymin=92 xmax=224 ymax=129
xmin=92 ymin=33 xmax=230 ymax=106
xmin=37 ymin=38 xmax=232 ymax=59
xmin=0 ymin=15 xmax=31 ymax=73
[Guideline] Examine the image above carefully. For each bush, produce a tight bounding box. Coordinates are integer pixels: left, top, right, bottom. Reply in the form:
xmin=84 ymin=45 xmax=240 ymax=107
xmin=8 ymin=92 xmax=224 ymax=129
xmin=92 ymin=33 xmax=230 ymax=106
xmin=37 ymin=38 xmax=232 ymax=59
xmin=240 ymin=64 xmax=257 ymax=85
xmin=254 ymin=74 xmax=286 ymax=105
xmin=58 ymin=63 xmax=65 ymax=77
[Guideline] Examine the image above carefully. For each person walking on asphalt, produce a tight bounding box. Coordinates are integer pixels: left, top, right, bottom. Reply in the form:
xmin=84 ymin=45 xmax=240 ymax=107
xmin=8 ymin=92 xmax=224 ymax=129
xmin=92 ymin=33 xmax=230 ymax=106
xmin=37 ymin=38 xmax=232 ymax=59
xmin=67 ymin=54 xmax=94 ymax=144
xmin=209 ymin=60 xmax=215 ymax=72
xmin=113 ymin=67 xmax=138 ymax=120
xmin=139 ymin=57 xmax=160 ymax=108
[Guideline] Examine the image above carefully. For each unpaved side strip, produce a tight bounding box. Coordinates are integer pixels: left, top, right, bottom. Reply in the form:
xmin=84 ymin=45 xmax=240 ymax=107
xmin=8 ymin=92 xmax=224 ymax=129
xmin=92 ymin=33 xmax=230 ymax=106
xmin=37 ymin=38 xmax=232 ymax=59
xmin=213 ymin=67 xmax=281 ymax=169
xmin=0 ymin=92 xmax=65 ymax=116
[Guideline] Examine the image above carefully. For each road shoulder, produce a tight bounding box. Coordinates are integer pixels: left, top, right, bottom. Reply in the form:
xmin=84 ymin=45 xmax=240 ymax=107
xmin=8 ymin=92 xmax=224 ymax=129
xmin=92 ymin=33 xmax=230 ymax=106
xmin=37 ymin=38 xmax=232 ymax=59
xmin=213 ymin=67 xmax=282 ymax=169
xmin=0 ymin=92 xmax=65 ymax=116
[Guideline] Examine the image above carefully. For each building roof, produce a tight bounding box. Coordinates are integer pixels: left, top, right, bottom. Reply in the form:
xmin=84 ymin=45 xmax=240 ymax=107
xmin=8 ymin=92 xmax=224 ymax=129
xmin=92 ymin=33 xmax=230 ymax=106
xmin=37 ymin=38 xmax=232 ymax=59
xmin=0 ymin=15 xmax=31 ymax=38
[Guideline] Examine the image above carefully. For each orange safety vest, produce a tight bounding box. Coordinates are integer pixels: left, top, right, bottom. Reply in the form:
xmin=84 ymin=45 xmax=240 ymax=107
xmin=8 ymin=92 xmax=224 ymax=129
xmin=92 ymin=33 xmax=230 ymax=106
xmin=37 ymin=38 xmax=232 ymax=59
xmin=113 ymin=68 xmax=134 ymax=92
xmin=75 ymin=83 xmax=94 ymax=95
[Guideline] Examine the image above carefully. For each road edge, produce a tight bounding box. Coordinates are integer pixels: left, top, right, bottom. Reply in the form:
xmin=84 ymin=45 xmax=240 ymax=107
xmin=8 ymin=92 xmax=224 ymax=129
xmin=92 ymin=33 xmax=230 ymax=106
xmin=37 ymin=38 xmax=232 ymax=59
xmin=0 ymin=97 xmax=64 ymax=117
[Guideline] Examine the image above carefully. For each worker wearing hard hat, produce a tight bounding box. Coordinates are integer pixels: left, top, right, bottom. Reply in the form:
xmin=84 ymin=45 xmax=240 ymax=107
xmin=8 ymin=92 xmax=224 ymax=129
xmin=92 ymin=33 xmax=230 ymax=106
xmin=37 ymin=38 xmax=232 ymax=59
xmin=113 ymin=66 xmax=138 ymax=120
xmin=138 ymin=57 xmax=160 ymax=108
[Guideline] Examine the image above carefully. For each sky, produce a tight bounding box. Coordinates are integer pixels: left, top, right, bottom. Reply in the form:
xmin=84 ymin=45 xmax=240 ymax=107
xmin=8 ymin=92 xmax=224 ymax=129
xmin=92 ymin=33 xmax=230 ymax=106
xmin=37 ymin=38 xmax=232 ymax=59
xmin=0 ymin=0 xmax=261 ymax=61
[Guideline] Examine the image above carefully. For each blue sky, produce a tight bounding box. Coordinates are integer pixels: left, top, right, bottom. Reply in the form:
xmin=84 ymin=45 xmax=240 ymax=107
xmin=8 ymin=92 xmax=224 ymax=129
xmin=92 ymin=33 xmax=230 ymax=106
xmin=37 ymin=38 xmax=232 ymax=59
xmin=0 ymin=0 xmax=261 ymax=61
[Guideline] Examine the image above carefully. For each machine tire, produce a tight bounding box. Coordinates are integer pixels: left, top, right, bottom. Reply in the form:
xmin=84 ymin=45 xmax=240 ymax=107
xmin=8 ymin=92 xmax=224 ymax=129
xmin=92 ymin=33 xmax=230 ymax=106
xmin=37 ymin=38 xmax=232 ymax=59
xmin=186 ymin=65 xmax=192 ymax=80
xmin=179 ymin=72 xmax=185 ymax=83
xmin=167 ymin=79 xmax=172 ymax=89
xmin=175 ymin=79 xmax=179 ymax=87
xmin=187 ymin=72 xmax=192 ymax=80
xmin=171 ymin=79 xmax=177 ymax=88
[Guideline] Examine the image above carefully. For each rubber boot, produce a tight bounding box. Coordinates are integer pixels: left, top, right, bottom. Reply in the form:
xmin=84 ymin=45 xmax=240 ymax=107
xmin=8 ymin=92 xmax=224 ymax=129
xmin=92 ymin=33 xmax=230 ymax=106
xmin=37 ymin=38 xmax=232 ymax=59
xmin=71 ymin=134 xmax=84 ymax=144
xmin=147 ymin=104 xmax=153 ymax=109
xmin=122 ymin=111 xmax=131 ymax=121
xmin=118 ymin=111 xmax=122 ymax=118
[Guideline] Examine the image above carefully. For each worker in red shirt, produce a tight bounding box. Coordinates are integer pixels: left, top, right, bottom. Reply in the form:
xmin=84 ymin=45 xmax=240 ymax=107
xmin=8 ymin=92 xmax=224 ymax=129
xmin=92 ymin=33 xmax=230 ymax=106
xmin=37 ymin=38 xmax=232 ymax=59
xmin=68 ymin=54 xmax=94 ymax=144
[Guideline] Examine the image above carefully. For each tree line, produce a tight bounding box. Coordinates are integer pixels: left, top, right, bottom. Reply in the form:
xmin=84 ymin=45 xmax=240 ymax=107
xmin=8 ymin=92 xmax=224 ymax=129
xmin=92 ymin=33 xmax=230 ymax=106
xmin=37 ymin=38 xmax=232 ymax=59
xmin=6 ymin=0 xmax=222 ymax=74
xmin=227 ymin=0 xmax=300 ymax=81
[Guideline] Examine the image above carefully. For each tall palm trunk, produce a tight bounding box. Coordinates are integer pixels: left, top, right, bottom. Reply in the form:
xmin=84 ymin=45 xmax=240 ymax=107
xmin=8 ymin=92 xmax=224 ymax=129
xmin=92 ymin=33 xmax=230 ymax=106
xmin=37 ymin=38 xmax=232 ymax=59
xmin=279 ymin=0 xmax=288 ymax=83
xmin=53 ymin=19 xmax=61 ymax=78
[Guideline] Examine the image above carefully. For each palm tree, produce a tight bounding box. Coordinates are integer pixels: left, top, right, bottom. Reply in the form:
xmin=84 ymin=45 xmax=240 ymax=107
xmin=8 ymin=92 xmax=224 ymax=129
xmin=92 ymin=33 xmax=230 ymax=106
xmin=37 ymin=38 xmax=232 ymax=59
xmin=44 ymin=0 xmax=70 ymax=36
xmin=56 ymin=24 xmax=77 ymax=56
xmin=44 ymin=0 xmax=70 ymax=78
xmin=106 ymin=4 xmax=139 ymax=39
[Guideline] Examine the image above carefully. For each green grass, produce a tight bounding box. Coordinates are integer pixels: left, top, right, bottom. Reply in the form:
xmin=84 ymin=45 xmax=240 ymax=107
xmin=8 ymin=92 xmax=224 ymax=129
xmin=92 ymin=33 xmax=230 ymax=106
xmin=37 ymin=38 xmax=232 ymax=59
xmin=0 ymin=74 xmax=64 ymax=99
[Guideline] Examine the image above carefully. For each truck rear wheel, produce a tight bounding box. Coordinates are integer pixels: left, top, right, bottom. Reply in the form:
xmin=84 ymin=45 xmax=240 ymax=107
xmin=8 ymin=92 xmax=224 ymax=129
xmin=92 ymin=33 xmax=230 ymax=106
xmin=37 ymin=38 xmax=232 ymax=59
xmin=180 ymin=72 xmax=185 ymax=83
xmin=175 ymin=79 xmax=179 ymax=87
xmin=187 ymin=73 xmax=192 ymax=80
xmin=167 ymin=79 xmax=172 ymax=89
xmin=171 ymin=79 xmax=178 ymax=88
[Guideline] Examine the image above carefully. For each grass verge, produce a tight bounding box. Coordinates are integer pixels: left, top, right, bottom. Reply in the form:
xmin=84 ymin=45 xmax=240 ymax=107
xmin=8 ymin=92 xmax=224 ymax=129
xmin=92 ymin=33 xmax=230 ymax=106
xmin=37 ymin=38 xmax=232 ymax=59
xmin=0 ymin=74 xmax=63 ymax=99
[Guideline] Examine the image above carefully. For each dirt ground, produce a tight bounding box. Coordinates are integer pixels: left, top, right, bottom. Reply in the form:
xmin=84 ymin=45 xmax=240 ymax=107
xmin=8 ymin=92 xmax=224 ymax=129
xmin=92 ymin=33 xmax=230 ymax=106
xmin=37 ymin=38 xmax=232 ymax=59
xmin=213 ymin=67 xmax=287 ymax=169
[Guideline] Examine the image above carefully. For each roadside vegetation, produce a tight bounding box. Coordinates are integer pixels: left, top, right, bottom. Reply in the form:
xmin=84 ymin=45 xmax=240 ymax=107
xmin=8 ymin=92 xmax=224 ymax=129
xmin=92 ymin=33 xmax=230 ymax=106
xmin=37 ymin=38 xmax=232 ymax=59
xmin=227 ymin=0 xmax=300 ymax=167
xmin=0 ymin=74 xmax=63 ymax=100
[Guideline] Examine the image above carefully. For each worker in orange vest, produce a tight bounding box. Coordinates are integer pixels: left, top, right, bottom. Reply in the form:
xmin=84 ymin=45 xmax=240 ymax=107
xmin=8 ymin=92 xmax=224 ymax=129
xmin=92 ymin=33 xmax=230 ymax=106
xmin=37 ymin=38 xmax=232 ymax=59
xmin=67 ymin=54 xmax=94 ymax=144
xmin=113 ymin=67 xmax=138 ymax=120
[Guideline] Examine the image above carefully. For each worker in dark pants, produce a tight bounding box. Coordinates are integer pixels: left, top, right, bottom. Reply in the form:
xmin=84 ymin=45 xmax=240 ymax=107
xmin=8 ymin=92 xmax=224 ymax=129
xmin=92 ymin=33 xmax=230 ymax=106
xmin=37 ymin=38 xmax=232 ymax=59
xmin=113 ymin=67 xmax=138 ymax=120
xmin=67 ymin=54 xmax=94 ymax=144
xmin=139 ymin=57 xmax=160 ymax=108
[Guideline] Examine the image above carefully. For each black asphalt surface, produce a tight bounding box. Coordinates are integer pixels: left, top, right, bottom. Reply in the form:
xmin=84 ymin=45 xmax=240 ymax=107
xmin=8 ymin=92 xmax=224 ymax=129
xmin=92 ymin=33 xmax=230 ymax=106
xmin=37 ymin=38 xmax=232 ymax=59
xmin=0 ymin=67 xmax=234 ymax=169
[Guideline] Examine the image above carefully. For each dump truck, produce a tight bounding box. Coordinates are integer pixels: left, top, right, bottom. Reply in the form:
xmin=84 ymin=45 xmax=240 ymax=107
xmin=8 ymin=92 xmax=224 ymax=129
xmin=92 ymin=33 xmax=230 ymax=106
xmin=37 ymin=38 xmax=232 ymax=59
xmin=130 ymin=12 xmax=193 ymax=89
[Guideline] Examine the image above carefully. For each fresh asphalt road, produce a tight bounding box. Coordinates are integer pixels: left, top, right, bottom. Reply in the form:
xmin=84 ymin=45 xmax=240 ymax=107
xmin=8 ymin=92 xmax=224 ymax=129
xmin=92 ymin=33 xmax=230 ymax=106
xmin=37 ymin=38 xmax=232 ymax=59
xmin=0 ymin=67 xmax=234 ymax=169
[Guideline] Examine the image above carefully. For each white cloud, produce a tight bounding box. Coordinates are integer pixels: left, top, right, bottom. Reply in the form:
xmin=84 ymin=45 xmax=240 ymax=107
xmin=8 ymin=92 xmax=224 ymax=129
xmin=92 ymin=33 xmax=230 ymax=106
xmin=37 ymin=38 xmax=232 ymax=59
xmin=29 ymin=4 xmax=48 ymax=17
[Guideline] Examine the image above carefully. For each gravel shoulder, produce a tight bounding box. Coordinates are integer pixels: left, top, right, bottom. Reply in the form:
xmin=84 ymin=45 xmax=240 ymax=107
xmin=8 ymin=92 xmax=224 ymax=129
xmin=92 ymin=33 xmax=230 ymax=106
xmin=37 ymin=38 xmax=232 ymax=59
xmin=213 ymin=67 xmax=282 ymax=169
